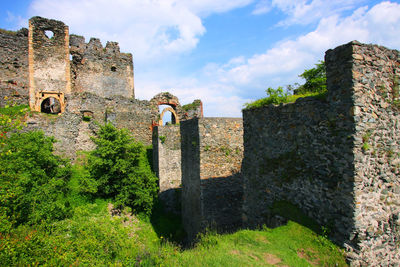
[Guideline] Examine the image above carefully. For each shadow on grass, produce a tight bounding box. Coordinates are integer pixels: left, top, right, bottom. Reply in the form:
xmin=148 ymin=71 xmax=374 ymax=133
xmin=150 ymin=200 xmax=186 ymax=246
xmin=270 ymin=200 xmax=323 ymax=235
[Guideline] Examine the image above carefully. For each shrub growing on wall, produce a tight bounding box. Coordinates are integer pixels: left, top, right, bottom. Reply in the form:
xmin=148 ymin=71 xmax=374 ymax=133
xmin=87 ymin=123 xmax=158 ymax=215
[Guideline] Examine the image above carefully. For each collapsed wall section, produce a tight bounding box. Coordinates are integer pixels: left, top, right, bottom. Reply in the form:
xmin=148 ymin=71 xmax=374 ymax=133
xmin=70 ymin=36 xmax=134 ymax=98
xmin=181 ymin=118 xmax=243 ymax=241
xmin=153 ymin=125 xmax=182 ymax=214
xmin=0 ymin=28 xmax=29 ymax=106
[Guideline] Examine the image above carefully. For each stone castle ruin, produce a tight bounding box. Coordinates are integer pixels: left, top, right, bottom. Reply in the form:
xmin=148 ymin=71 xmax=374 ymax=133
xmin=1 ymin=16 xmax=399 ymax=266
xmin=154 ymin=42 xmax=400 ymax=265
xmin=0 ymin=16 xmax=203 ymax=157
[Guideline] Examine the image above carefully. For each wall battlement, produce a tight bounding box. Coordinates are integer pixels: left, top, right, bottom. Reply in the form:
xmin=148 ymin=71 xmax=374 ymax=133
xmin=70 ymin=34 xmax=134 ymax=99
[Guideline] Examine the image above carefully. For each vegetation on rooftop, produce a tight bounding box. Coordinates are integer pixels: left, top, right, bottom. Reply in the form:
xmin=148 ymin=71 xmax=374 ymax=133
xmin=244 ymin=61 xmax=327 ymax=109
xmin=182 ymin=100 xmax=201 ymax=112
xmin=0 ymin=28 xmax=17 ymax=35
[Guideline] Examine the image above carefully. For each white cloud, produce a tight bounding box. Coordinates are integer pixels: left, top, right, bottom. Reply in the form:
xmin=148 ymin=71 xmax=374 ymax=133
xmin=253 ymin=0 xmax=364 ymax=25
xmin=28 ymin=0 xmax=205 ymax=64
xmin=6 ymin=11 xmax=26 ymax=29
xmin=196 ymin=1 xmax=400 ymax=114
xmin=183 ymin=0 xmax=254 ymax=16
xmin=25 ymin=1 xmax=400 ymax=118
xmin=252 ymin=0 xmax=272 ymax=15
xmin=132 ymin=1 xmax=400 ymax=117
xmin=219 ymin=2 xmax=400 ymax=90
xmin=136 ymin=74 xmax=251 ymax=117
xmin=28 ymin=0 xmax=254 ymax=66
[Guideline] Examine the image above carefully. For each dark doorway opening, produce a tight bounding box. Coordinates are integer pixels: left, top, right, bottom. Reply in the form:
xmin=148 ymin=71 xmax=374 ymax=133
xmin=41 ymin=97 xmax=61 ymax=114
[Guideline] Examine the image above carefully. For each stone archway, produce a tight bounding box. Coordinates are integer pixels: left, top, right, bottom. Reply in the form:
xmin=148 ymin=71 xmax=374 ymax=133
xmin=35 ymin=91 xmax=65 ymax=113
xmin=150 ymin=92 xmax=183 ymax=126
xmin=159 ymin=106 xmax=179 ymax=125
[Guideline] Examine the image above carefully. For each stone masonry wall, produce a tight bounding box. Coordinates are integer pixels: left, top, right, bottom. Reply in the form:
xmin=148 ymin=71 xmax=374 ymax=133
xmin=21 ymin=92 xmax=158 ymax=159
xmin=153 ymin=125 xmax=182 ymax=214
xmin=181 ymin=118 xmax=201 ymax=241
xmin=242 ymin=97 xmax=355 ymax=242
xmin=341 ymin=42 xmax=400 ymax=265
xmin=28 ymin=16 xmax=71 ymax=110
xmin=67 ymin=93 xmax=158 ymax=145
xmin=181 ymin=118 xmax=243 ymax=242
xmin=242 ymin=41 xmax=399 ymax=266
xmin=70 ymin=35 xmax=134 ymax=99
xmin=0 ymin=28 xmax=29 ymax=106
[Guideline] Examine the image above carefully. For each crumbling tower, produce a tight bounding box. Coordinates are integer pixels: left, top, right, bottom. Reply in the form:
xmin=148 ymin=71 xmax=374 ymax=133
xmin=28 ymin=16 xmax=70 ymax=113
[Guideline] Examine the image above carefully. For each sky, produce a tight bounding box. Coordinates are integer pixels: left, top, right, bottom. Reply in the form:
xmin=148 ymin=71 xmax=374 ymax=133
xmin=1 ymin=0 xmax=400 ymax=117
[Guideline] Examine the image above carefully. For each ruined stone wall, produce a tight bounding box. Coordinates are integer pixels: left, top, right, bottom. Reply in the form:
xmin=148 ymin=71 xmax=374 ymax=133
xmin=70 ymin=36 xmax=134 ymax=99
xmin=21 ymin=92 xmax=158 ymax=159
xmin=24 ymin=111 xmax=96 ymax=159
xmin=181 ymin=99 xmax=203 ymax=120
xmin=181 ymin=118 xmax=201 ymax=241
xmin=67 ymin=93 xmax=158 ymax=146
xmin=242 ymin=41 xmax=400 ymax=266
xmin=0 ymin=28 xmax=29 ymax=106
xmin=342 ymin=42 xmax=400 ymax=265
xmin=28 ymin=16 xmax=70 ymax=111
xmin=181 ymin=118 xmax=243 ymax=241
xmin=153 ymin=125 xmax=182 ymax=214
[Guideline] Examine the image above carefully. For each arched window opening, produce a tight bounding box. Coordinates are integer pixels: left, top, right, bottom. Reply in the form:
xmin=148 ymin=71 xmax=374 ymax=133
xmin=162 ymin=110 xmax=174 ymax=125
xmin=41 ymin=97 xmax=61 ymax=114
xmin=44 ymin=30 xmax=54 ymax=39
xmin=159 ymin=105 xmax=178 ymax=125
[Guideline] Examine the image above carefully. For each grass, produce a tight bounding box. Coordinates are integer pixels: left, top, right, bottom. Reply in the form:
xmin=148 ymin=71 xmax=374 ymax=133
xmin=1 ymin=198 xmax=348 ymax=266
xmin=244 ymin=91 xmax=326 ymax=110
xmin=161 ymin=221 xmax=346 ymax=266
xmin=0 ymin=104 xmax=29 ymax=117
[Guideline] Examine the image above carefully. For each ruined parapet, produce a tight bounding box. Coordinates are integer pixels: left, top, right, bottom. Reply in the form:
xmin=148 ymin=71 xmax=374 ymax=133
xmin=0 ymin=28 xmax=29 ymax=106
xmin=70 ymin=36 xmax=134 ymax=99
xmin=28 ymin=16 xmax=70 ymax=113
xmin=181 ymin=117 xmax=243 ymax=242
xmin=153 ymin=125 xmax=182 ymax=214
xmin=181 ymin=99 xmax=203 ymax=120
xmin=242 ymin=41 xmax=400 ymax=265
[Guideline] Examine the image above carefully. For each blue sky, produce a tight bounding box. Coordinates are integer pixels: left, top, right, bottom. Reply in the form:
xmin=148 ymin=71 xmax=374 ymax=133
xmin=1 ymin=0 xmax=400 ymax=117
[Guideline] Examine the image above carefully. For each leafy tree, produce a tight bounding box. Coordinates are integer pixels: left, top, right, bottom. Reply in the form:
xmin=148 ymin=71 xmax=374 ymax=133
xmin=87 ymin=123 xmax=158 ymax=215
xmin=244 ymin=61 xmax=327 ymax=109
xmin=0 ymin=131 xmax=72 ymax=230
xmin=294 ymin=61 xmax=326 ymax=94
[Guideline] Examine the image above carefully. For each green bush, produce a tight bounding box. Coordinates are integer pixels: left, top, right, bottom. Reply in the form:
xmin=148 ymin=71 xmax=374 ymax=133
xmin=294 ymin=61 xmax=327 ymax=95
xmin=87 ymin=123 xmax=158 ymax=215
xmin=244 ymin=61 xmax=327 ymax=110
xmin=0 ymin=131 xmax=72 ymax=230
